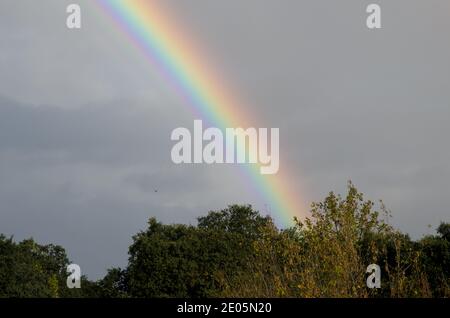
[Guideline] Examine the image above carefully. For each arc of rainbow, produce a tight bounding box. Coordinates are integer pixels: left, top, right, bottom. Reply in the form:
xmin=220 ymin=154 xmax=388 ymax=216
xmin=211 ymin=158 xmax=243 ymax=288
xmin=94 ymin=0 xmax=306 ymax=226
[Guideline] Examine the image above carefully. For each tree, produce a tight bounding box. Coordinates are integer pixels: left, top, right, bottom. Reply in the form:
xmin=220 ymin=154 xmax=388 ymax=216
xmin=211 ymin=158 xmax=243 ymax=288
xmin=0 ymin=235 xmax=69 ymax=297
xmin=418 ymin=223 xmax=450 ymax=297
xmin=125 ymin=205 xmax=273 ymax=297
xmin=437 ymin=223 xmax=450 ymax=241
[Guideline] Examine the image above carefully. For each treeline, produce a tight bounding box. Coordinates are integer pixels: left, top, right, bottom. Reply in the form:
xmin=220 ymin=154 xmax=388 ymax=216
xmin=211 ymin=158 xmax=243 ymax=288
xmin=1 ymin=183 xmax=449 ymax=297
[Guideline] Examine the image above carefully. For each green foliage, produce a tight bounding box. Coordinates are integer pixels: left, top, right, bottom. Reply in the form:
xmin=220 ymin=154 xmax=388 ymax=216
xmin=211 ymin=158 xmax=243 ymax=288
xmin=437 ymin=223 xmax=450 ymax=241
xmin=0 ymin=184 xmax=448 ymax=298
xmin=418 ymin=224 xmax=450 ymax=297
xmin=125 ymin=205 xmax=273 ymax=297
xmin=0 ymin=236 xmax=69 ymax=297
xmin=95 ymin=268 xmax=128 ymax=298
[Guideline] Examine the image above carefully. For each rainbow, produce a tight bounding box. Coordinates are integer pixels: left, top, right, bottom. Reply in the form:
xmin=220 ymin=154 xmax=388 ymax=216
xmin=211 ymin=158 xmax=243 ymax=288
xmin=94 ymin=0 xmax=306 ymax=226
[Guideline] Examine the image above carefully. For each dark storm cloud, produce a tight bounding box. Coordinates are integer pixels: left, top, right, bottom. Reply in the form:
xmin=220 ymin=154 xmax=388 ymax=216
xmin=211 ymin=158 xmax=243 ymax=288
xmin=0 ymin=95 xmax=170 ymax=163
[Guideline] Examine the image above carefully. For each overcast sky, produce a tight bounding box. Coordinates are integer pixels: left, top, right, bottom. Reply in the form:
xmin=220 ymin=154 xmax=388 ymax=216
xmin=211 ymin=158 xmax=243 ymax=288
xmin=0 ymin=0 xmax=449 ymax=279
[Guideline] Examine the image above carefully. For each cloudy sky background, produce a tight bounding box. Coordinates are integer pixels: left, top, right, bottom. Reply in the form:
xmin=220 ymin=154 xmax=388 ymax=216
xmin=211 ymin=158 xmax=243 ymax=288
xmin=0 ymin=0 xmax=449 ymax=278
